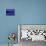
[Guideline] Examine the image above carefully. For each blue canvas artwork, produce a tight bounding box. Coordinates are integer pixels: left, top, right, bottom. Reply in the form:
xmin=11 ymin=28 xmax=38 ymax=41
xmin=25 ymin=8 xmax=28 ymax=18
xmin=6 ymin=9 xmax=15 ymax=16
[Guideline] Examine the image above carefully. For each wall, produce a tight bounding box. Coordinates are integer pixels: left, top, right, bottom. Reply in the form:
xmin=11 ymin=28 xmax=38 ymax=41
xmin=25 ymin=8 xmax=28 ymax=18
xmin=0 ymin=0 xmax=18 ymax=44
xmin=0 ymin=0 xmax=46 ymax=44
xmin=16 ymin=0 xmax=46 ymax=24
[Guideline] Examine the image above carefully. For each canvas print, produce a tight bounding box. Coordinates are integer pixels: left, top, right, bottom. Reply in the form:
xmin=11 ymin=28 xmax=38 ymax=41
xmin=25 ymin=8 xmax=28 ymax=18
xmin=18 ymin=24 xmax=46 ymax=46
